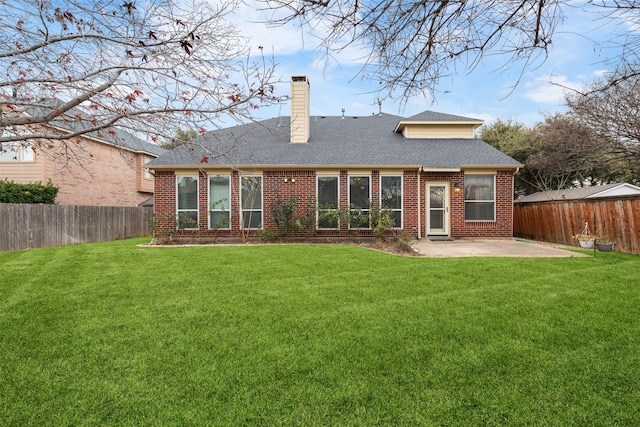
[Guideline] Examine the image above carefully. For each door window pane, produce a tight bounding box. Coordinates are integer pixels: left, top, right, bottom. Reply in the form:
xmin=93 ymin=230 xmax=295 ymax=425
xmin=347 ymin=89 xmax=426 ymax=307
xmin=430 ymin=210 xmax=443 ymax=229
xmin=430 ymin=187 xmax=444 ymax=209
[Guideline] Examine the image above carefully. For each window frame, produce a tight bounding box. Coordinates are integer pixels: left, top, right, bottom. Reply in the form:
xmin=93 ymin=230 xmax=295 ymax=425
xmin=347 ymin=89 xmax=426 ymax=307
xmin=464 ymin=174 xmax=496 ymax=222
xmin=176 ymin=175 xmax=199 ymax=230
xmin=143 ymin=155 xmax=153 ymax=180
xmin=348 ymin=175 xmax=371 ymax=229
xmin=240 ymin=175 xmax=263 ymax=230
xmin=380 ymin=175 xmax=403 ymax=229
xmin=316 ymin=175 xmax=340 ymax=230
xmin=0 ymin=141 xmax=35 ymax=162
xmin=208 ymin=175 xmax=231 ymax=230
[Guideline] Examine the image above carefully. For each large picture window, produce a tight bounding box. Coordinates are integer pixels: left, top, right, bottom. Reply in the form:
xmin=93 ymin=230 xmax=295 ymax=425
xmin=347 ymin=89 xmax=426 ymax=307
xmin=464 ymin=175 xmax=495 ymax=221
xmin=317 ymin=176 xmax=339 ymax=229
xmin=209 ymin=176 xmax=230 ymax=229
xmin=241 ymin=176 xmax=262 ymax=229
xmin=176 ymin=176 xmax=198 ymax=229
xmin=349 ymin=176 xmax=370 ymax=228
xmin=381 ymin=175 xmax=402 ymax=228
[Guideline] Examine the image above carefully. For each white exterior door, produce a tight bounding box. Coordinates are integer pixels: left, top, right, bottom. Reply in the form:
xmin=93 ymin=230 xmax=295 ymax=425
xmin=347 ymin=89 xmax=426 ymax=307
xmin=426 ymin=183 xmax=450 ymax=236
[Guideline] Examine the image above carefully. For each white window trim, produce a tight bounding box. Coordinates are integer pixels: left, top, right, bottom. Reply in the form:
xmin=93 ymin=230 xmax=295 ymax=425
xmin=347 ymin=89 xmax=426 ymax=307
xmin=0 ymin=141 xmax=35 ymax=162
xmin=143 ymin=155 xmax=153 ymax=180
xmin=316 ymin=175 xmax=340 ymax=230
xmin=380 ymin=174 xmax=403 ymax=229
xmin=176 ymin=175 xmax=199 ymax=230
xmin=208 ymin=175 xmax=231 ymax=230
xmin=464 ymin=174 xmax=496 ymax=222
xmin=240 ymin=175 xmax=263 ymax=230
xmin=348 ymin=175 xmax=371 ymax=229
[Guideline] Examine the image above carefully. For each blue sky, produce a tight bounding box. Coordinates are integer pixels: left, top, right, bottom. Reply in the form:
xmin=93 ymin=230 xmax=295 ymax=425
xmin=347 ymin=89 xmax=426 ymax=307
xmin=235 ymin=2 xmax=625 ymax=127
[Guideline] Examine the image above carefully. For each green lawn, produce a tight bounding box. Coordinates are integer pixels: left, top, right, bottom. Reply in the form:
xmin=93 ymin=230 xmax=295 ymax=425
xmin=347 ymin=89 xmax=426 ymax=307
xmin=1 ymin=238 xmax=639 ymax=426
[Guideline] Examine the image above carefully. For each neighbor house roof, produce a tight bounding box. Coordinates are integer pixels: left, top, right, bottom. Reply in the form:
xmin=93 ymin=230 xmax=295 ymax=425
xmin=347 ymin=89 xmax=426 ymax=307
xmin=517 ymin=183 xmax=640 ymax=202
xmin=19 ymin=99 xmax=165 ymax=157
xmin=148 ymin=113 xmax=521 ymax=170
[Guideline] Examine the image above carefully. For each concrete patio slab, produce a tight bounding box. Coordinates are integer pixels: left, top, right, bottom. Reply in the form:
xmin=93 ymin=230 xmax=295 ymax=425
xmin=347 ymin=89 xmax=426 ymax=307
xmin=412 ymin=238 xmax=588 ymax=258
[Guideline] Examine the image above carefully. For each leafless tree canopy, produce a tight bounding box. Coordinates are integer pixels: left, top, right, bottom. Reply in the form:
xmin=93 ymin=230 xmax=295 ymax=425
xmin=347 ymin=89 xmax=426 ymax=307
xmin=566 ymin=75 xmax=640 ymax=165
xmin=0 ymin=0 xmax=282 ymax=152
xmin=258 ymin=0 xmax=640 ymax=98
xmin=528 ymin=114 xmax=609 ymax=190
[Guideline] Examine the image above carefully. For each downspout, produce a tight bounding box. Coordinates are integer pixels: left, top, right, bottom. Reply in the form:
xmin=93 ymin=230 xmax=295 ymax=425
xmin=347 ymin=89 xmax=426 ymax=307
xmin=417 ymin=167 xmax=422 ymax=239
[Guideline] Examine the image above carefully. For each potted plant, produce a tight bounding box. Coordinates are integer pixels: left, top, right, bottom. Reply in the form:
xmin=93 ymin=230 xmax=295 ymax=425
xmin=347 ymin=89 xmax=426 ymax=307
xmin=595 ymin=234 xmax=615 ymax=252
xmin=573 ymin=221 xmax=596 ymax=248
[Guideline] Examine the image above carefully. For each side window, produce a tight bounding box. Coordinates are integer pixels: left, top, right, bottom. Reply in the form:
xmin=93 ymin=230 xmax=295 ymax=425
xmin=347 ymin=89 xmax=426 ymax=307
xmin=240 ymin=176 xmax=262 ymax=229
xmin=464 ymin=175 xmax=495 ymax=221
xmin=209 ymin=176 xmax=230 ymax=229
xmin=381 ymin=175 xmax=402 ymax=228
xmin=317 ymin=176 xmax=339 ymax=229
xmin=143 ymin=155 xmax=153 ymax=179
xmin=0 ymin=142 xmax=34 ymax=162
xmin=176 ymin=176 xmax=198 ymax=229
xmin=349 ymin=176 xmax=371 ymax=228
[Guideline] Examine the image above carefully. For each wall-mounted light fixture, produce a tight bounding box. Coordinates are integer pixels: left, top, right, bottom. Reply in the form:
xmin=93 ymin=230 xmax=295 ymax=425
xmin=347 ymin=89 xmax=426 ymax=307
xmin=453 ymin=182 xmax=461 ymax=193
xmin=283 ymin=178 xmax=296 ymax=183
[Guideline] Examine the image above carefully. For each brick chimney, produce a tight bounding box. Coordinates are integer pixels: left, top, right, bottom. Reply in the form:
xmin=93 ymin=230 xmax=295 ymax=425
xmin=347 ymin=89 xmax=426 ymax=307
xmin=290 ymin=75 xmax=310 ymax=143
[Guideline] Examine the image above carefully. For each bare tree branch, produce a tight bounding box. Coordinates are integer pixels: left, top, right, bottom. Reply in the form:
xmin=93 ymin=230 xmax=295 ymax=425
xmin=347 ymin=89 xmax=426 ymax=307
xmin=0 ymin=0 xmax=285 ymax=159
xmin=257 ymin=0 xmax=640 ymax=99
xmin=257 ymin=0 xmax=563 ymax=99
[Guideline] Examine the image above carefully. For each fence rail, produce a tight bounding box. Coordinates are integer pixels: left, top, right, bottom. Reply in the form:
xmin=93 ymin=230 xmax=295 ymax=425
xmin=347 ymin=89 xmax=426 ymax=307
xmin=0 ymin=204 xmax=152 ymax=252
xmin=513 ymin=196 xmax=640 ymax=255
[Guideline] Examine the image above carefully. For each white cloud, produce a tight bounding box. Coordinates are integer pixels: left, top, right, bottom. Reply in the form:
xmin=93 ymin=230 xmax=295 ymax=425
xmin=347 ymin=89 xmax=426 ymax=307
xmin=522 ymin=75 xmax=583 ymax=104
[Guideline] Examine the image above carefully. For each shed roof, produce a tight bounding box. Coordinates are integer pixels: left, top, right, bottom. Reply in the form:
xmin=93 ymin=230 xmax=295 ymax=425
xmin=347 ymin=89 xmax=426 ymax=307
xmin=517 ymin=183 xmax=640 ymax=202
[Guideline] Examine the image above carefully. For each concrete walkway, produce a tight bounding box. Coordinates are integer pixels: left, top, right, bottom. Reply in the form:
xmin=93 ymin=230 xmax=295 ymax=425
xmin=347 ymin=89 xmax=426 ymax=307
xmin=412 ymin=238 xmax=588 ymax=258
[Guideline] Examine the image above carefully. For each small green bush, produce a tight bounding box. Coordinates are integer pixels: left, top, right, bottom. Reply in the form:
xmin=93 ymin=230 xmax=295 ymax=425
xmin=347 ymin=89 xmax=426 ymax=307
xmin=0 ymin=179 xmax=59 ymax=204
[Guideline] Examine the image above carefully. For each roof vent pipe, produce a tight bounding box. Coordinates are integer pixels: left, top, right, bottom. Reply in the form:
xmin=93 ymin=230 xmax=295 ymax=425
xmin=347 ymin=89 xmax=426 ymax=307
xmin=341 ymin=108 xmax=345 ymax=119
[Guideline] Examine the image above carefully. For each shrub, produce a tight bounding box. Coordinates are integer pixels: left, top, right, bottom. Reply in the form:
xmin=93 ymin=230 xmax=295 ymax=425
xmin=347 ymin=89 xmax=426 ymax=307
xmin=0 ymin=179 xmax=58 ymax=204
xmin=271 ymin=194 xmax=301 ymax=240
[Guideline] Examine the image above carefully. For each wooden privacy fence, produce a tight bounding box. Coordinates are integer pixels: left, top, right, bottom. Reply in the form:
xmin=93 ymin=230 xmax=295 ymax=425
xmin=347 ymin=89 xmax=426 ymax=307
xmin=513 ymin=196 xmax=640 ymax=255
xmin=0 ymin=204 xmax=152 ymax=252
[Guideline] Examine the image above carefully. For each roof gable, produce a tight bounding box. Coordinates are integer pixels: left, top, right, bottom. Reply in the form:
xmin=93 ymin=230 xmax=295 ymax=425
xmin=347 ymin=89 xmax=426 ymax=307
xmin=393 ymin=110 xmax=484 ymax=138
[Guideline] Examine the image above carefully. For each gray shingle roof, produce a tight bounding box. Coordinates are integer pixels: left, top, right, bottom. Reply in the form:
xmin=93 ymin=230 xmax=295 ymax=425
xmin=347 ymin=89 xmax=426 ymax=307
xmin=404 ymin=110 xmax=483 ymax=122
xmin=517 ymin=183 xmax=640 ymax=202
xmin=148 ymin=113 xmax=521 ymax=169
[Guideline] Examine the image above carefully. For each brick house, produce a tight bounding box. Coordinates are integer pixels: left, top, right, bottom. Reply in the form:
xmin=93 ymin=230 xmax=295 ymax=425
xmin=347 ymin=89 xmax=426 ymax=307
xmin=147 ymin=75 xmax=522 ymax=241
xmin=1 ymin=104 xmax=165 ymax=207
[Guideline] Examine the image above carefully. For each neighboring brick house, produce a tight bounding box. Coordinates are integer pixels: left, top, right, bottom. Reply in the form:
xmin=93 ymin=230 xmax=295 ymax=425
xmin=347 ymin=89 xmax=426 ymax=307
xmin=0 ymin=104 xmax=165 ymax=207
xmin=147 ymin=75 xmax=522 ymax=241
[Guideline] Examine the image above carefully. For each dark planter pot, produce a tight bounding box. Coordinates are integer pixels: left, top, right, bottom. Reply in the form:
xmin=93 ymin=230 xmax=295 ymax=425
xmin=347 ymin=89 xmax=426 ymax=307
xmin=596 ymin=242 xmax=614 ymax=252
